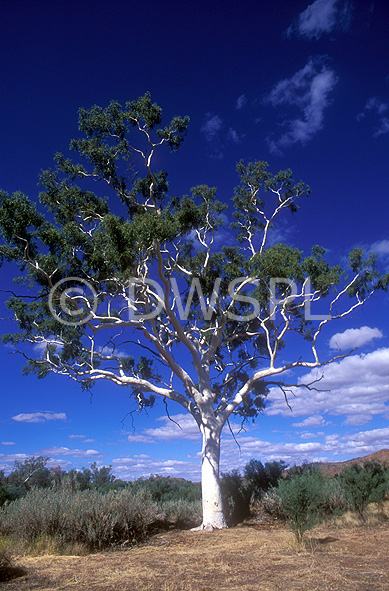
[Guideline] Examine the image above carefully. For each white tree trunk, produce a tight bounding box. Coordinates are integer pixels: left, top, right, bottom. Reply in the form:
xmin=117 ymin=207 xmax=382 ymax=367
xmin=199 ymin=420 xmax=228 ymax=530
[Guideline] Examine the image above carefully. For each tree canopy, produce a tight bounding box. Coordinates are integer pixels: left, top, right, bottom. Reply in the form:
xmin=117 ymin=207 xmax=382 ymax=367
xmin=0 ymin=93 xmax=387 ymax=529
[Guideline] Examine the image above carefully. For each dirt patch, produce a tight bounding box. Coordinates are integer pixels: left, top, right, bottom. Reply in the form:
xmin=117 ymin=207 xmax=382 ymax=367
xmin=2 ymin=523 xmax=388 ymax=591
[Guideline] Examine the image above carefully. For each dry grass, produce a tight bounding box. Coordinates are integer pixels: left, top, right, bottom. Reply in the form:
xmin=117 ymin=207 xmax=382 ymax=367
xmin=1 ymin=516 xmax=389 ymax=591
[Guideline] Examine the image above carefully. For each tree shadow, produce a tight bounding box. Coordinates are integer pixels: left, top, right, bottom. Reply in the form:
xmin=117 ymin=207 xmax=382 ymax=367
xmin=0 ymin=564 xmax=28 ymax=583
xmin=307 ymin=535 xmax=339 ymax=546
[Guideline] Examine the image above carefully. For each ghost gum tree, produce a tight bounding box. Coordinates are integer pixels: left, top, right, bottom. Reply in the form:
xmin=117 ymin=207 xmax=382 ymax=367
xmin=0 ymin=94 xmax=387 ymax=530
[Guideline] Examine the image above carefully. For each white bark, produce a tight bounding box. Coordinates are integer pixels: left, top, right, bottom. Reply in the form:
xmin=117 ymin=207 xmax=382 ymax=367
xmin=199 ymin=418 xmax=227 ymax=530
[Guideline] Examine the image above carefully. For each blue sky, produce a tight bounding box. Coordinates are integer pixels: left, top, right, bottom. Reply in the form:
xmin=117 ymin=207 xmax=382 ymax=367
xmin=1 ymin=0 xmax=389 ymax=480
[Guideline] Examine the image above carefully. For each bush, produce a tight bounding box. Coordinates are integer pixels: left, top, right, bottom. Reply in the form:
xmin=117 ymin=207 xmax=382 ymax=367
xmin=339 ymin=461 xmax=388 ymax=521
xmin=220 ymin=469 xmax=251 ymax=526
xmin=244 ymin=459 xmax=287 ymax=502
xmin=0 ymin=484 xmax=159 ymax=551
xmin=320 ymin=476 xmax=348 ymax=516
xmin=132 ymin=475 xmax=201 ymax=503
xmin=260 ymin=487 xmax=285 ymax=521
xmin=276 ymin=471 xmax=326 ymax=543
xmin=157 ymin=499 xmax=202 ymax=529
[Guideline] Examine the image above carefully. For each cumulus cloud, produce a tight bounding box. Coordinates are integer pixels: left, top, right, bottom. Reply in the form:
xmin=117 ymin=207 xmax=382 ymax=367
xmin=40 ymin=446 xmax=103 ymax=458
xmin=12 ymin=411 xmax=67 ymax=423
xmin=143 ymin=413 xmax=200 ymax=441
xmin=265 ymin=57 xmax=338 ymax=154
xmin=266 ymin=348 xmax=389 ymax=426
xmin=127 ymin=433 xmax=155 ymax=444
xmin=292 ymin=415 xmax=330 ymax=428
xmin=287 ymin=0 xmax=351 ymax=39
xmin=220 ymin=422 xmax=389 ymax=469
xmin=111 ymin=454 xmax=199 ymax=480
xmin=329 ymin=326 xmax=383 ymax=351
xmin=300 ymin=431 xmax=325 ymax=439
xmin=357 ymin=97 xmax=389 ymax=137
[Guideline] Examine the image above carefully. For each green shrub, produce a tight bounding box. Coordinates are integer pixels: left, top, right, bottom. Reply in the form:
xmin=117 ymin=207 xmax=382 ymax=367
xmin=320 ymin=476 xmax=348 ymax=516
xmin=0 ymin=485 xmax=158 ymax=551
xmin=339 ymin=461 xmax=388 ymax=521
xmin=260 ymin=487 xmax=285 ymax=521
xmin=276 ymin=471 xmax=326 ymax=543
xmin=157 ymin=499 xmax=202 ymax=529
xmin=132 ymin=475 xmax=201 ymax=503
xmin=244 ymin=459 xmax=287 ymax=501
xmin=220 ymin=469 xmax=251 ymax=526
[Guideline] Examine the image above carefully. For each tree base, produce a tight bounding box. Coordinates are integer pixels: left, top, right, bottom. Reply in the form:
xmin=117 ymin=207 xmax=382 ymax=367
xmin=190 ymin=522 xmax=228 ymax=532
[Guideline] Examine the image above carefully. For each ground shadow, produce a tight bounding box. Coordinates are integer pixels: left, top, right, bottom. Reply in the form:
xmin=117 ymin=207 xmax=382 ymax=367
xmin=307 ymin=536 xmax=339 ymax=545
xmin=0 ymin=564 xmax=28 ymax=583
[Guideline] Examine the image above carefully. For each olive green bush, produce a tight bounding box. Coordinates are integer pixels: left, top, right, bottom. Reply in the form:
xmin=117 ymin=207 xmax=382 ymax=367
xmin=220 ymin=469 xmax=251 ymax=526
xmin=132 ymin=475 xmax=201 ymax=503
xmin=0 ymin=485 xmax=158 ymax=551
xmin=276 ymin=471 xmax=327 ymax=543
xmin=260 ymin=487 xmax=285 ymax=521
xmin=157 ymin=498 xmax=202 ymax=529
xmin=339 ymin=461 xmax=388 ymax=521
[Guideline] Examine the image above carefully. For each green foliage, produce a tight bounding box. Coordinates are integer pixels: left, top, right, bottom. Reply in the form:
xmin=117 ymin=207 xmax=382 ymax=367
xmin=244 ymin=459 xmax=287 ymax=501
xmin=156 ymin=498 xmax=202 ymax=529
xmin=220 ymin=469 xmax=251 ymax=526
xmin=132 ymin=475 xmax=201 ymax=503
xmin=339 ymin=461 xmax=389 ymax=521
xmin=0 ymin=92 xmax=386 ymax=431
xmin=6 ymin=456 xmax=52 ymax=491
xmin=276 ymin=470 xmax=327 ymax=543
xmin=0 ymin=485 xmax=158 ymax=551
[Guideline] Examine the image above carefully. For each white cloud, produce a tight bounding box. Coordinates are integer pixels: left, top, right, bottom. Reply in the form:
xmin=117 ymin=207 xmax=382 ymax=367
xmin=218 ymin=422 xmax=389 ymax=470
xmin=300 ymin=431 xmax=325 ymax=439
xmin=201 ymin=113 xmax=223 ymax=143
xmin=329 ymin=326 xmax=383 ymax=351
xmin=227 ymin=128 xmax=242 ymax=143
xmin=12 ymin=411 xmax=67 ymax=423
xmin=0 ymin=453 xmax=29 ymax=471
xmin=369 ymin=239 xmax=389 ymax=272
xmin=143 ymin=413 xmax=200 ymax=441
xmin=111 ymin=454 xmax=199 ymax=480
xmin=266 ymin=348 xmax=389 ymax=426
xmin=265 ymin=57 xmax=338 ymax=154
xmin=98 ymin=345 xmax=128 ymax=358
xmin=288 ymin=0 xmax=351 ymax=40
xmin=292 ymin=414 xmax=330 ymax=427
xmin=370 ymin=239 xmax=389 ymax=256
xmin=127 ymin=434 xmax=155 ymax=444
xmin=343 ymin=426 xmax=389 ymax=449
xmin=46 ymin=459 xmax=73 ymax=470
xmin=41 ymin=446 xmax=103 ymax=458
xmin=357 ymin=97 xmax=389 ymax=137
xmin=201 ymin=114 xmax=244 ymax=158
xmin=236 ymin=94 xmax=247 ymax=110
xmin=1 ymin=441 xmax=15 ymax=446
xmin=68 ymin=434 xmax=95 ymax=443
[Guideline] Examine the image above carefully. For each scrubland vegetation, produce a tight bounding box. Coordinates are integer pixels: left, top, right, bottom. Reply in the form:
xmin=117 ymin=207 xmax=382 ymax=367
xmin=1 ymin=455 xmax=388 ymax=588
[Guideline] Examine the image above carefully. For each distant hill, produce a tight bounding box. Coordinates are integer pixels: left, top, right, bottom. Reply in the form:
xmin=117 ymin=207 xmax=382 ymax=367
xmin=309 ymin=449 xmax=389 ymax=477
